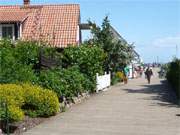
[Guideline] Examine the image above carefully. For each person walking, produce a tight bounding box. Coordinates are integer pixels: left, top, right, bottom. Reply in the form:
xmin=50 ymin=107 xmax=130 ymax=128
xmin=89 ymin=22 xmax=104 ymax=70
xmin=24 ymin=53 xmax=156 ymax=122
xmin=124 ymin=66 xmax=130 ymax=84
xmin=145 ymin=67 xmax=153 ymax=84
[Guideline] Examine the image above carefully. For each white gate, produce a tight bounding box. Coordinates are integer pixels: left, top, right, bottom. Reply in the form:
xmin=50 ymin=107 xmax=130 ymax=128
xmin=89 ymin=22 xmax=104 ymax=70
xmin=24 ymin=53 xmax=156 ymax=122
xmin=96 ymin=72 xmax=111 ymax=93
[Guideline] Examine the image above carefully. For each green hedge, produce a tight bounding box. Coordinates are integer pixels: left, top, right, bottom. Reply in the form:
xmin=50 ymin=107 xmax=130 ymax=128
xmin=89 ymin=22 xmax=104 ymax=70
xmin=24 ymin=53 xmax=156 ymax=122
xmin=63 ymin=44 xmax=106 ymax=92
xmin=0 ymin=84 xmax=59 ymax=122
xmin=0 ymin=39 xmax=39 ymax=83
xmin=0 ymin=40 xmax=106 ymax=106
xmin=166 ymin=59 xmax=180 ymax=102
xmin=63 ymin=45 xmax=105 ymax=77
xmin=37 ymin=66 xmax=92 ymax=100
xmin=0 ymin=39 xmax=61 ymax=84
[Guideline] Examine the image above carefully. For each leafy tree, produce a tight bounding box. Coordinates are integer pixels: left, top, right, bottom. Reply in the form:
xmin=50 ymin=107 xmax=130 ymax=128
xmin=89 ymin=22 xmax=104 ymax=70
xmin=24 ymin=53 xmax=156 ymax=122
xmin=88 ymin=16 xmax=134 ymax=74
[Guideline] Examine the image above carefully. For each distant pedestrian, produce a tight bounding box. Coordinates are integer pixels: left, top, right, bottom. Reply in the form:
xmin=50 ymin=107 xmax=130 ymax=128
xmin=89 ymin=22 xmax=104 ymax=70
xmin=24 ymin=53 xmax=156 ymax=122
xmin=123 ymin=66 xmax=130 ymax=84
xmin=145 ymin=67 xmax=153 ymax=84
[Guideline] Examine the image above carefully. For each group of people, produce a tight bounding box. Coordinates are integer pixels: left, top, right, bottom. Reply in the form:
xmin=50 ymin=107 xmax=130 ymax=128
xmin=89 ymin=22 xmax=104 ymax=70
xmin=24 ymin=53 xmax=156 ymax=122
xmin=123 ymin=66 xmax=153 ymax=84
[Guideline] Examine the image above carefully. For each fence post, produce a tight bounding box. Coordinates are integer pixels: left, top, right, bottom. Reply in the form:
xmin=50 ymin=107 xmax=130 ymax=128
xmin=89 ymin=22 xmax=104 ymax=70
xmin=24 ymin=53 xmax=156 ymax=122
xmin=96 ymin=73 xmax=99 ymax=93
xmin=109 ymin=71 xmax=111 ymax=86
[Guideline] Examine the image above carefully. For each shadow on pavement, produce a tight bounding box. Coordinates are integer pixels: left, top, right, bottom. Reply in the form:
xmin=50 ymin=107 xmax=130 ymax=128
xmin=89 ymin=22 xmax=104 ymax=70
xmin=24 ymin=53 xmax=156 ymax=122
xmin=122 ymin=80 xmax=179 ymax=108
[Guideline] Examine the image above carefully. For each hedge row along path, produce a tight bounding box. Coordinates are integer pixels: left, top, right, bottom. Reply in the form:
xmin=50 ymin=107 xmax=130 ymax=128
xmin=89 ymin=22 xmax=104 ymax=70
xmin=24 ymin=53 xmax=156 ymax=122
xmin=24 ymin=69 xmax=180 ymax=135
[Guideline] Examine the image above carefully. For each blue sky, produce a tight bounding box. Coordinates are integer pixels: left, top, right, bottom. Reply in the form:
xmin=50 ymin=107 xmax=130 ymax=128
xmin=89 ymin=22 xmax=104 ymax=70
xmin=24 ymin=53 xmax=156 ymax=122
xmin=0 ymin=0 xmax=180 ymax=63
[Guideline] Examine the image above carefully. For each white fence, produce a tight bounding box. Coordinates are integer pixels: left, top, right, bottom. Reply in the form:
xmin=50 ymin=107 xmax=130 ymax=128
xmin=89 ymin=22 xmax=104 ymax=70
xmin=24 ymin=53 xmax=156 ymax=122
xmin=96 ymin=72 xmax=111 ymax=93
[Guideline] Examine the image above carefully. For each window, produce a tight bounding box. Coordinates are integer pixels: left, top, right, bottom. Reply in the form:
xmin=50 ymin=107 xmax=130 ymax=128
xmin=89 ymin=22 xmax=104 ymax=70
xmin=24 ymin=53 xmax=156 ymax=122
xmin=2 ymin=26 xmax=13 ymax=39
xmin=0 ymin=24 xmax=15 ymax=40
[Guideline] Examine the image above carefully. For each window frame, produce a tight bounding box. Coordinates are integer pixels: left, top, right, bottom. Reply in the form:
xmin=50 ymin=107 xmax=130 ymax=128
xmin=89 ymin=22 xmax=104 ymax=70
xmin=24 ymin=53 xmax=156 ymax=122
xmin=0 ymin=24 xmax=15 ymax=40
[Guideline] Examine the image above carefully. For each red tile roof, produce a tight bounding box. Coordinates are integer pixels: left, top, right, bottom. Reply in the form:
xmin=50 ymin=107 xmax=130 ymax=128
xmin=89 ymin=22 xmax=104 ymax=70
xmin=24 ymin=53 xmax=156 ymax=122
xmin=0 ymin=11 xmax=27 ymax=23
xmin=0 ymin=4 xmax=80 ymax=48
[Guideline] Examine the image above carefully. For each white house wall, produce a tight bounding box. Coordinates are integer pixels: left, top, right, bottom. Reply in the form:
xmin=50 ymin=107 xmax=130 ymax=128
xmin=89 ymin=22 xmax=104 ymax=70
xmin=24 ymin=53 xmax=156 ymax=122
xmin=76 ymin=25 xmax=80 ymax=45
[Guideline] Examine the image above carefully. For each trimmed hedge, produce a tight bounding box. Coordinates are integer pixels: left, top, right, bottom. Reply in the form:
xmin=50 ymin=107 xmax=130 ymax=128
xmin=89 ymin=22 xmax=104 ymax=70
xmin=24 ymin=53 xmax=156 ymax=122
xmin=0 ymin=84 xmax=59 ymax=122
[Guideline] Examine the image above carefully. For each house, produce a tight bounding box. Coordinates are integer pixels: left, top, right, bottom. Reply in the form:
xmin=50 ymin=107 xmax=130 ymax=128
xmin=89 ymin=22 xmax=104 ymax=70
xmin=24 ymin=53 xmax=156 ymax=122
xmin=0 ymin=0 xmax=81 ymax=48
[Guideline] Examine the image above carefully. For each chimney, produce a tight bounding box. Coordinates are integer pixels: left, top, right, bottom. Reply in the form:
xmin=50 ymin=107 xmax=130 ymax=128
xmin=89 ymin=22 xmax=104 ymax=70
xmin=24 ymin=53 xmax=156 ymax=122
xmin=24 ymin=0 xmax=30 ymax=6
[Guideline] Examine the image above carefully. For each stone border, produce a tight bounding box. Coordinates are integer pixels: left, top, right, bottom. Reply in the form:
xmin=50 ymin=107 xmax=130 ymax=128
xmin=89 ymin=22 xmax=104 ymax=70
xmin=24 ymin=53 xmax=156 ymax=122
xmin=60 ymin=92 xmax=91 ymax=111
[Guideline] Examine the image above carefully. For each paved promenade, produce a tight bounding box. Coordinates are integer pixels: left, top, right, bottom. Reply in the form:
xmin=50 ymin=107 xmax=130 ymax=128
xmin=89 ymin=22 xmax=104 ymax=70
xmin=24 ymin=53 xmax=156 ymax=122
xmin=24 ymin=71 xmax=180 ymax=135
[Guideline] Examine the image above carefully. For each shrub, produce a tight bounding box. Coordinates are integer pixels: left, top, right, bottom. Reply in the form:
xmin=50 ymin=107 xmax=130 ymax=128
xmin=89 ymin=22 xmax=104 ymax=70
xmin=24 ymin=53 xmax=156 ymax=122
xmin=37 ymin=66 xmax=91 ymax=100
xmin=0 ymin=40 xmax=38 ymax=83
xmin=63 ymin=45 xmax=105 ymax=77
xmin=0 ymin=84 xmax=25 ymax=121
xmin=0 ymin=39 xmax=63 ymax=84
xmin=116 ymin=71 xmax=124 ymax=82
xmin=166 ymin=58 xmax=180 ymax=101
xmin=63 ymin=45 xmax=106 ymax=92
xmin=111 ymin=72 xmax=124 ymax=85
xmin=22 ymin=84 xmax=59 ymax=117
xmin=14 ymin=41 xmax=40 ymax=66
xmin=0 ymin=83 xmax=59 ymax=122
xmin=37 ymin=69 xmax=66 ymax=98
xmin=111 ymin=75 xmax=120 ymax=85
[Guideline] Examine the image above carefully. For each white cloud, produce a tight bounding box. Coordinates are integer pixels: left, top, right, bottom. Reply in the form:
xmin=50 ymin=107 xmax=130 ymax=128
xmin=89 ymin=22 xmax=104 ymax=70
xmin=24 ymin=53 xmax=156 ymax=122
xmin=152 ymin=35 xmax=180 ymax=48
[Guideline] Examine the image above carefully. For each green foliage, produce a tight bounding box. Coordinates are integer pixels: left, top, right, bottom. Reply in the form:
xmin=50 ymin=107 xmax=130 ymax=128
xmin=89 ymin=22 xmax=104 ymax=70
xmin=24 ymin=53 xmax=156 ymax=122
xmin=111 ymin=72 xmax=124 ymax=85
xmin=0 ymin=84 xmax=25 ymax=121
xmin=14 ymin=41 xmax=40 ymax=66
xmin=0 ymin=84 xmax=59 ymax=122
xmin=37 ymin=66 xmax=92 ymax=99
xmin=111 ymin=75 xmax=120 ymax=85
xmin=0 ymin=39 xmax=107 ymax=116
xmin=22 ymin=84 xmax=59 ymax=117
xmin=0 ymin=39 xmax=62 ymax=84
xmin=37 ymin=69 xmax=65 ymax=98
xmin=88 ymin=16 xmax=134 ymax=74
xmin=166 ymin=58 xmax=180 ymax=101
xmin=62 ymin=45 xmax=106 ymax=92
xmin=0 ymin=39 xmax=38 ymax=83
xmin=63 ymin=45 xmax=105 ymax=77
